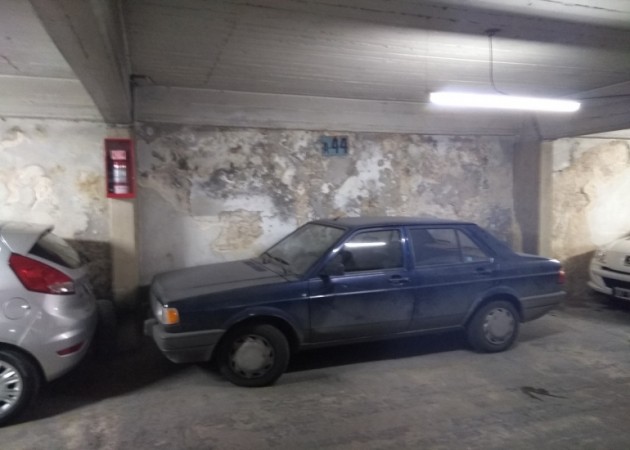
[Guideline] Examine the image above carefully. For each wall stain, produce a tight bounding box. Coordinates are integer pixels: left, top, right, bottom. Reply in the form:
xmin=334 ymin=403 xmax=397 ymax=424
xmin=136 ymin=125 xmax=515 ymax=278
xmin=213 ymin=210 xmax=263 ymax=252
xmin=76 ymin=172 xmax=103 ymax=202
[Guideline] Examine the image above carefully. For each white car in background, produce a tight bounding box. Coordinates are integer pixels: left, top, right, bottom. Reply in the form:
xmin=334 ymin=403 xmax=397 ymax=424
xmin=588 ymin=235 xmax=630 ymax=301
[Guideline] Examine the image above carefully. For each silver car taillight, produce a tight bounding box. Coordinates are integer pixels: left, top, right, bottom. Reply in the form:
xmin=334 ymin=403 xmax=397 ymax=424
xmin=9 ymin=253 xmax=76 ymax=295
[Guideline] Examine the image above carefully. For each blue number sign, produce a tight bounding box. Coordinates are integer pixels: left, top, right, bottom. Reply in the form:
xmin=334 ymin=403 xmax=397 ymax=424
xmin=320 ymin=136 xmax=348 ymax=156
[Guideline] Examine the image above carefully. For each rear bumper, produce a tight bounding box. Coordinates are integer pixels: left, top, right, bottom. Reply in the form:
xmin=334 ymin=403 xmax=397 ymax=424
xmin=15 ymin=296 xmax=98 ymax=382
xmin=144 ymin=319 xmax=224 ymax=363
xmin=520 ymin=291 xmax=565 ymax=322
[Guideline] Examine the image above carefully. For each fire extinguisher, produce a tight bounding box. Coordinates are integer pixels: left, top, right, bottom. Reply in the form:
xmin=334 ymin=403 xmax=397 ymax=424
xmin=112 ymin=158 xmax=129 ymax=194
xmin=105 ymin=139 xmax=134 ymax=198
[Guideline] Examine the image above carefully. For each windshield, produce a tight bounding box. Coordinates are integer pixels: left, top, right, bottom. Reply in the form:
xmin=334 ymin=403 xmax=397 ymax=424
xmin=261 ymin=223 xmax=345 ymax=276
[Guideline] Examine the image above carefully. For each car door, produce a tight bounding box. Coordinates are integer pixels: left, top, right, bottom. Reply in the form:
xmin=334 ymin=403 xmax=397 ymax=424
xmin=308 ymin=228 xmax=414 ymax=342
xmin=407 ymin=226 xmax=497 ymax=330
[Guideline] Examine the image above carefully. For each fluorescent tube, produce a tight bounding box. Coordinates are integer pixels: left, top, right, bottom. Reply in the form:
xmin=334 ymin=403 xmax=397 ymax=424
xmin=430 ymin=92 xmax=580 ymax=112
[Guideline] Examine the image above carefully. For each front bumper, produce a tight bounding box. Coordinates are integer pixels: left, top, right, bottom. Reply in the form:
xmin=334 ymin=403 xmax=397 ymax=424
xmin=144 ymin=318 xmax=224 ymax=363
xmin=589 ymin=262 xmax=630 ymax=300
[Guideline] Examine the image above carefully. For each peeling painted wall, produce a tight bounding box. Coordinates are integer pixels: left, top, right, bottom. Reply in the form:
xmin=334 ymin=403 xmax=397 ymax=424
xmin=136 ymin=124 xmax=515 ymax=283
xmin=551 ymin=137 xmax=630 ymax=298
xmin=0 ymin=118 xmax=111 ymax=297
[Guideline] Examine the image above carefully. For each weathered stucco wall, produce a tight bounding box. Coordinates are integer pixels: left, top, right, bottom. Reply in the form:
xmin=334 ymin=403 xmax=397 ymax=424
xmin=137 ymin=124 xmax=515 ymax=283
xmin=551 ymin=137 xmax=630 ymax=299
xmin=0 ymin=118 xmax=111 ymax=297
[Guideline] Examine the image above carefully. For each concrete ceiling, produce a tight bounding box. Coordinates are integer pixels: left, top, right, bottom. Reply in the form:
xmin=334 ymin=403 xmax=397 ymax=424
xmin=1 ymin=0 xmax=630 ymax=137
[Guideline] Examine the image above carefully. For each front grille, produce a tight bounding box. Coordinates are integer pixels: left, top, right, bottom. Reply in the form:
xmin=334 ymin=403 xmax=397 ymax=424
xmin=602 ymin=266 xmax=630 ymax=276
xmin=602 ymin=277 xmax=630 ymax=290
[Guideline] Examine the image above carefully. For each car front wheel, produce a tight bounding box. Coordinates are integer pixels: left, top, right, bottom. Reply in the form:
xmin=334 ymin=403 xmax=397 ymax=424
xmin=217 ymin=324 xmax=290 ymax=387
xmin=0 ymin=349 xmax=40 ymax=426
xmin=467 ymin=300 xmax=519 ymax=353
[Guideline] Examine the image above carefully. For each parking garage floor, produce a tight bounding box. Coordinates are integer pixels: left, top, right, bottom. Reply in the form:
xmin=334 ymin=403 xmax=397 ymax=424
xmin=2 ymin=297 xmax=630 ymax=450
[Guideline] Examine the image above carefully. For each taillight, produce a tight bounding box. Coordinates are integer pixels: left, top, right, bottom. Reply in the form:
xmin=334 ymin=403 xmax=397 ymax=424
xmin=57 ymin=342 xmax=84 ymax=356
xmin=9 ymin=253 xmax=75 ymax=295
xmin=558 ymin=268 xmax=566 ymax=284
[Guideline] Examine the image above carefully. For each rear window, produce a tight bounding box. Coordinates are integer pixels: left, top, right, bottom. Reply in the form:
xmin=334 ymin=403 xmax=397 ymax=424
xmin=30 ymin=232 xmax=82 ymax=269
xmin=410 ymin=227 xmax=492 ymax=266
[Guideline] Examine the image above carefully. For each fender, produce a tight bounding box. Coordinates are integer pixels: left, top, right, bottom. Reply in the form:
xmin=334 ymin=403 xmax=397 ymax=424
xmin=463 ymin=285 xmax=522 ymax=324
xmin=222 ymin=306 xmax=306 ymax=344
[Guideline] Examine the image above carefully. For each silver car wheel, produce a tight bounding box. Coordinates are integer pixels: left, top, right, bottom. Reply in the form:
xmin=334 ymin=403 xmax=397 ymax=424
xmin=0 ymin=360 xmax=23 ymax=415
xmin=483 ymin=307 xmax=515 ymax=344
xmin=229 ymin=334 xmax=275 ymax=379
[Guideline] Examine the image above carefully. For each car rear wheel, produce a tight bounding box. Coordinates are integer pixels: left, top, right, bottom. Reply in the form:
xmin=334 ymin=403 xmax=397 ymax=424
xmin=217 ymin=324 xmax=290 ymax=387
xmin=467 ymin=300 xmax=519 ymax=353
xmin=0 ymin=349 xmax=40 ymax=425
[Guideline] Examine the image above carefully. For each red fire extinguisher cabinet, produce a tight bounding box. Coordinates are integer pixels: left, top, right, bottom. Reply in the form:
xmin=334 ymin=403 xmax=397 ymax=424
xmin=105 ymin=138 xmax=136 ymax=199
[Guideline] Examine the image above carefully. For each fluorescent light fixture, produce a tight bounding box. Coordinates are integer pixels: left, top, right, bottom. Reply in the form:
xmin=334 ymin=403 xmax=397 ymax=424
xmin=430 ymin=92 xmax=580 ymax=113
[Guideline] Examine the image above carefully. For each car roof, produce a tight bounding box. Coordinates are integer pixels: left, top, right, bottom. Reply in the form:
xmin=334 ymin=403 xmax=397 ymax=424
xmin=313 ymin=216 xmax=475 ymax=229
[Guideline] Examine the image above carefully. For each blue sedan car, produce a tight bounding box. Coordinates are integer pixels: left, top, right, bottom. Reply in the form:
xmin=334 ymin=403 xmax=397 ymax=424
xmin=145 ymin=217 xmax=565 ymax=387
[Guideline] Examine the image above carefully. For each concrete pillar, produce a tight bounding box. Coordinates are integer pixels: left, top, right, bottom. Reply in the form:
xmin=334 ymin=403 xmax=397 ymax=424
xmin=513 ymin=118 xmax=553 ymax=257
xmin=538 ymin=141 xmax=553 ymax=258
xmin=107 ymin=126 xmax=139 ymax=308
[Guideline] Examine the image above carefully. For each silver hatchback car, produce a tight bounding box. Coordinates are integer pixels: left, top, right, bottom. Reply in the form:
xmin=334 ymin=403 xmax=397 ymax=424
xmin=0 ymin=222 xmax=97 ymax=425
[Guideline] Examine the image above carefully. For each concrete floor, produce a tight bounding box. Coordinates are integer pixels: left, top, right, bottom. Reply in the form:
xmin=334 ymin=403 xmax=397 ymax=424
xmin=2 ymin=297 xmax=630 ymax=449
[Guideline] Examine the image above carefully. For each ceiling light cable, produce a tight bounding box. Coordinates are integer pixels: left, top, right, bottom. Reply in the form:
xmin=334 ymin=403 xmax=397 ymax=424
xmin=429 ymin=29 xmax=580 ymax=112
xmin=486 ymin=28 xmax=508 ymax=95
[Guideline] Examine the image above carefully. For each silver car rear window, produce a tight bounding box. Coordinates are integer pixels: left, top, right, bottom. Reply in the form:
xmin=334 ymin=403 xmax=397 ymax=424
xmin=30 ymin=232 xmax=82 ymax=269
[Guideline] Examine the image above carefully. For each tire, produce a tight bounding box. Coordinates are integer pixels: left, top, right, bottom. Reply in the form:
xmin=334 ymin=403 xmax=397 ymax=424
xmin=217 ymin=324 xmax=290 ymax=387
xmin=0 ymin=349 xmax=41 ymax=426
xmin=467 ymin=300 xmax=520 ymax=353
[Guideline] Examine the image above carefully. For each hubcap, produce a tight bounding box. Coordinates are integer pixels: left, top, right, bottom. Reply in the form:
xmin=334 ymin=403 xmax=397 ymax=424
xmin=483 ymin=307 xmax=515 ymax=344
xmin=230 ymin=334 xmax=275 ymax=379
xmin=0 ymin=360 xmax=23 ymax=415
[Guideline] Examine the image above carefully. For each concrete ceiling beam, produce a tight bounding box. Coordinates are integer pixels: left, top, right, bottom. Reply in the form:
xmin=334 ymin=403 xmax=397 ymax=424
xmin=29 ymin=0 xmax=132 ymax=124
xmin=227 ymin=0 xmax=630 ymax=50
xmin=538 ymin=80 xmax=630 ymax=139
xmin=135 ymin=86 xmax=523 ymax=136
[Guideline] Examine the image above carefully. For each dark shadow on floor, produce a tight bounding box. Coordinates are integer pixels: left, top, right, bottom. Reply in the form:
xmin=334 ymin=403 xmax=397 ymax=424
xmin=15 ymin=337 xmax=184 ymax=424
xmin=286 ymin=330 xmax=467 ymax=374
xmin=560 ymin=292 xmax=630 ymax=326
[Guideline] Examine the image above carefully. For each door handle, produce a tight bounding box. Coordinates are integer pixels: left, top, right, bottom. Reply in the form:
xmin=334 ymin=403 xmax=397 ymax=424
xmin=388 ymin=275 xmax=410 ymax=285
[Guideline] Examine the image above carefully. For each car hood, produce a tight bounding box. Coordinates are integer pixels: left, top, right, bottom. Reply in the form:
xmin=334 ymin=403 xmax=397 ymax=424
xmin=597 ymin=236 xmax=630 ymax=272
xmin=603 ymin=236 xmax=630 ymax=253
xmin=152 ymin=259 xmax=287 ymax=303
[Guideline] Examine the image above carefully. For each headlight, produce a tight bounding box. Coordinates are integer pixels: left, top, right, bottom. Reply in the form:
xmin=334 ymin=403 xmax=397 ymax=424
xmin=594 ymin=249 xmax=607 ymax=264
xmin=161 ymin=307 xmax=180 ymax=325
xmin=152 ymin=297 xmax=180 ymax=325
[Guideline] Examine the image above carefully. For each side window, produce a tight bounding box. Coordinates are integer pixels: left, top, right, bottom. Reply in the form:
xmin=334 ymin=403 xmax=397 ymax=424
xmin=410 ymin=228 xmax=490 ymax=266
xmin=342 ymin=229 xmax=403 ymax=272
xmin=458 ymin=231 xmax=492 ymax=262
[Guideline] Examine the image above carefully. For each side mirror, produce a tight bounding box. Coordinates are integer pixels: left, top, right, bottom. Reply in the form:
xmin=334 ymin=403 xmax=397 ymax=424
xmin=321 ymin=261 xmax=345 ymax=277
